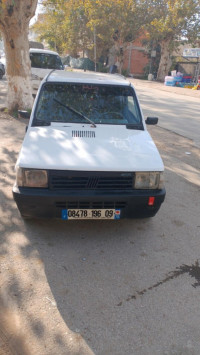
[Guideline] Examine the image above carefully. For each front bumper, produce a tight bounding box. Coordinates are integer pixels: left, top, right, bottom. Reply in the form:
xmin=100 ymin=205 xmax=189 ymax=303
xmin=13 ymin=185 xmax=166 ymax=219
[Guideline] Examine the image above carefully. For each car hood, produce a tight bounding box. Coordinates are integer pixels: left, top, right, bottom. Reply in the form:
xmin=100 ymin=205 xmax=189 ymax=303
xmin=17 ymin=124 xmax=164 ymax=172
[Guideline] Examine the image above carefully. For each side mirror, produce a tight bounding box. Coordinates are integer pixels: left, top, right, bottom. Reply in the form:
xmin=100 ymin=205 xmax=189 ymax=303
xmin=145 ymin=117 xmax=158 ymax=125
xmin=18 ymin=110 xmax=31 ymax=119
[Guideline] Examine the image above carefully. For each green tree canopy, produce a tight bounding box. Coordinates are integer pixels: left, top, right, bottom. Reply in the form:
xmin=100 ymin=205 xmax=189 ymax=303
xmin=33 ymin=0 xmax=144 ymax=63
xmin=143 ymin=0 xmax=200 ymax=80
xmin=32 ymin=0 xmax=200 ymax=80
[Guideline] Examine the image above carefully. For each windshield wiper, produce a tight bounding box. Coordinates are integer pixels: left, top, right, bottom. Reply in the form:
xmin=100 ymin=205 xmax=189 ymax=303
xmin=53 ymin=98 xmax=96 ymax=127
xmin=32 ymin=119 xmax=50 ymax=127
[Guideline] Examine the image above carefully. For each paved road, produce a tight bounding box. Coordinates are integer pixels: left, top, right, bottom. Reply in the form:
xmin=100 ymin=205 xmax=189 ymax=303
xmin=131 ymin=79 xmax=200 ymax=147
xmin=0 ymin=79 xmax=200 ymax=354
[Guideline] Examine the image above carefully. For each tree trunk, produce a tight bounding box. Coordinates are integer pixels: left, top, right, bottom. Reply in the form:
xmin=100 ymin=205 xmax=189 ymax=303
xmin=2 ymin=29 xmax=33 ymax=111
xmin=157 ymin=39 xmax=172 ymax=82
xmin=0 ymin=1 xmax=38 ymax=111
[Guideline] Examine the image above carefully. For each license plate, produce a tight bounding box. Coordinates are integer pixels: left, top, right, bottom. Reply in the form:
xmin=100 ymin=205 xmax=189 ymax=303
xmin=62 ymin=209 xmax=121 ymax=220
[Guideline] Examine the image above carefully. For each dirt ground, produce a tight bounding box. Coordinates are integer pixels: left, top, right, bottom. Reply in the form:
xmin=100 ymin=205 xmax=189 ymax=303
xmin=0 ymin=109 xmax=200 ymax=354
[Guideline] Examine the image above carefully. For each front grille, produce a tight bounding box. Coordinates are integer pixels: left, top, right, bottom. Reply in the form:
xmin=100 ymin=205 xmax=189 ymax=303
xmin=49 ymin=171 xmax=134 ymax=190
xmin=55 ymin=201 xmax=127 ymax=209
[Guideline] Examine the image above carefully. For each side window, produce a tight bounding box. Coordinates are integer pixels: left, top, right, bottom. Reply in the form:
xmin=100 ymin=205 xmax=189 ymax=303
xmin=127 ymin=96 xmax=136 ymax=115
xmin=55 ymin=56 xmax=63 ymax=70
xmin=30 ymin=53 xmax=63 ymax=70
xmin=30 ymin=53 xmax=41 ymax=68
xmin=126 ymin=96 xmax=141 ymax=123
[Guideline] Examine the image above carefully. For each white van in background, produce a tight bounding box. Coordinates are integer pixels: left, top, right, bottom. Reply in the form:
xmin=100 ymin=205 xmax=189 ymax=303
xmin=30 ymin=48 xmax=64 ymax=94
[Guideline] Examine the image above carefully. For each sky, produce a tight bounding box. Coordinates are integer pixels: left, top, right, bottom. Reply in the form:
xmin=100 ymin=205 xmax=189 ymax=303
xmin=30 ymin=3 xmax=42 ymax=26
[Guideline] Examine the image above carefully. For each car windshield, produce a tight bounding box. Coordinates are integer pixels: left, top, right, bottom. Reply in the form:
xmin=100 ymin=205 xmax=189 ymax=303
xmin=33 ymin=82 xmax=143 ymax=126
xmin=30 ymin=53 xmax=63 ymax=70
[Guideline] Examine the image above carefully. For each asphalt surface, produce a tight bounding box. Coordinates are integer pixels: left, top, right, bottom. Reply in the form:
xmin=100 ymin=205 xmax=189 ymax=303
xmin=131 ymin=79 xmax=200 ymax=147
xmin=0 ymin=76 xmax=200 ymax=355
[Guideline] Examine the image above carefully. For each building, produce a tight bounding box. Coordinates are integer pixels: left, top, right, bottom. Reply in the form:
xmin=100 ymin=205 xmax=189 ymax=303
xmin=123 ymin=36 xmax=149 ymax=77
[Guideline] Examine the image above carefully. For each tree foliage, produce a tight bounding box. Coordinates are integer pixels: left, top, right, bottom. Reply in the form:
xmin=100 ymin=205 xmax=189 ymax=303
xmin=33 ymin=0 xmax=144 ymax=62
xmin=143 ymin=0 xmax=200 ymax=80
xmin=33 ymin=0 xmax=200 ymax=79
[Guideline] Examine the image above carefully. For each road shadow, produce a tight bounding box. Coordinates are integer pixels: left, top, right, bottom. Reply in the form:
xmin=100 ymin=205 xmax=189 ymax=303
xmin=0 ymin=113 xmax=155 ymax=354
xmin=1 ymin=114 xmax=200 ymax=354
xmin=19 ymin=216 xmax=154 ymax=354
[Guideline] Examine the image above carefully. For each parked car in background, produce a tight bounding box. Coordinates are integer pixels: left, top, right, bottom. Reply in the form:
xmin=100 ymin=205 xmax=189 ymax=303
xmin=0 ymin=61 xmax=5 ymax=79
xmin=30 ymin=48 xmax=64 ymax=94
xmin=13 ymin=71 xmax=165 ymax=220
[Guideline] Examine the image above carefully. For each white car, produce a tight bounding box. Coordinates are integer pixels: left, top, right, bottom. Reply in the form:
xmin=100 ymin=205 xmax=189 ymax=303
xmin=30 ymin=48 xmax=64 ymax=94
xmin=0 ymin=61 xmax=5 ymax=79
xmin=13 ymin=71 xmax=165 ymax=220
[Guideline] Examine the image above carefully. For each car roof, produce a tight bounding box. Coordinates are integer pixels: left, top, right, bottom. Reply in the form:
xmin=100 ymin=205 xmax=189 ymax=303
xmin=46 ymin=70 xmax=130 ymax=86
xmin=29 ymin=48 xmax=59 ymax=56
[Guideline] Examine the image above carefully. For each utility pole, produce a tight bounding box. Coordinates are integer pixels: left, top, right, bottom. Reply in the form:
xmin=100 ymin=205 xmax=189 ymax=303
xmin=128 ymin=44 xmax=132 ymax=74
xmin=94 ymin=27 xmax=97 ymax=72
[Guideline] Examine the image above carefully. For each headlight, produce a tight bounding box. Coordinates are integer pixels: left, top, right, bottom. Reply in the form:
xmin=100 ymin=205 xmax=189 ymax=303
xmin=134 ymin=172 xmax=164 ymax=189
xmin=16 ymin=167 xmax=48 ymax=188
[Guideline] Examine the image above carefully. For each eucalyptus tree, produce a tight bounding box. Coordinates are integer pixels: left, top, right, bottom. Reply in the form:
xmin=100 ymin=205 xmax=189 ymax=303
xmin=0 ymin=0 xmax=38 ymax=111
